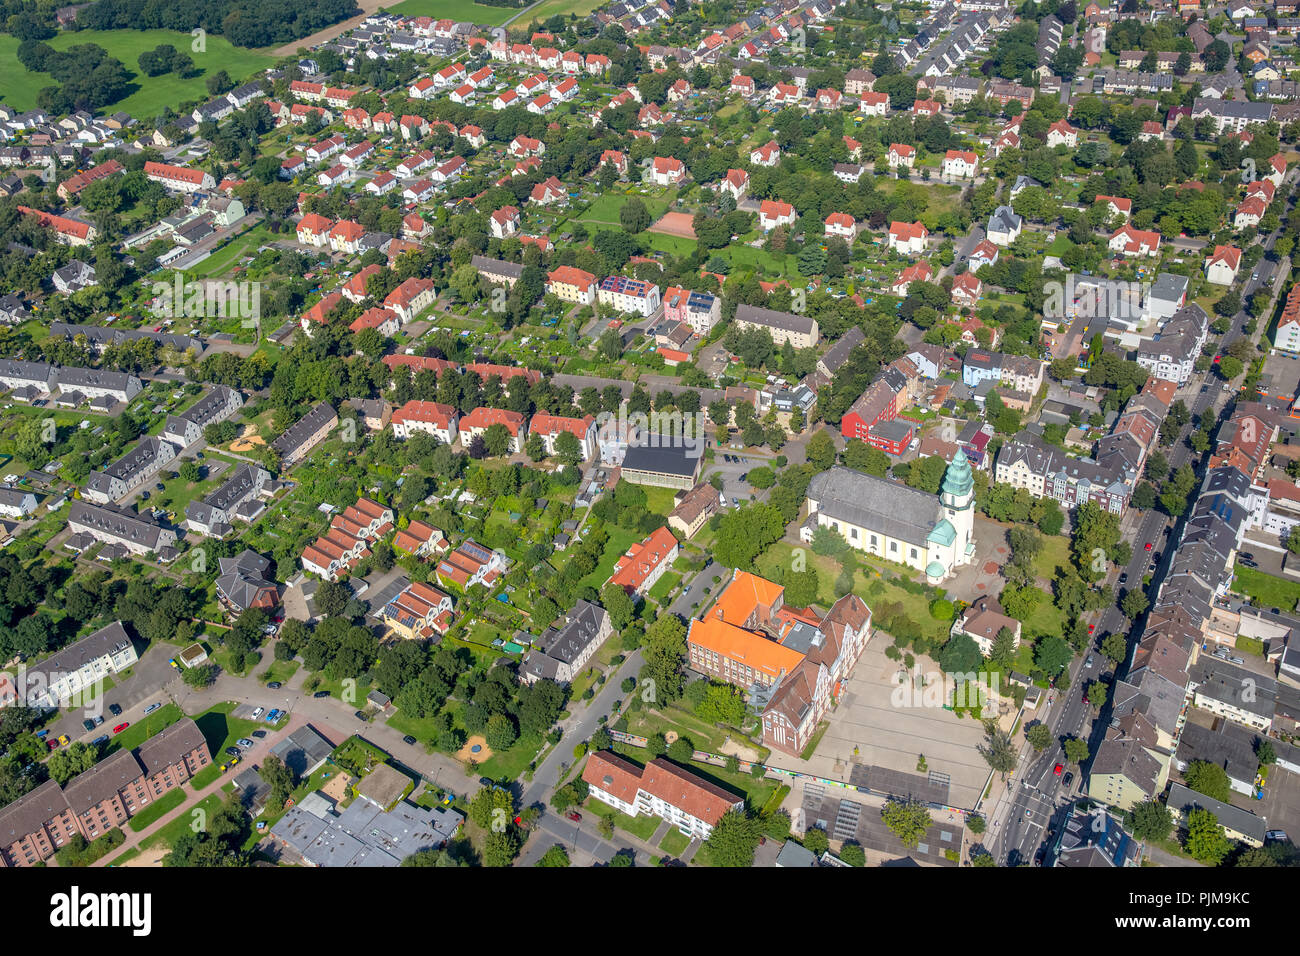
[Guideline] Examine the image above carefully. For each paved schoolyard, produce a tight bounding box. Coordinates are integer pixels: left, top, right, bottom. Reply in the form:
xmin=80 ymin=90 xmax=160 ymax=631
xmin=799 ymin=639 xmax=994 ymax=810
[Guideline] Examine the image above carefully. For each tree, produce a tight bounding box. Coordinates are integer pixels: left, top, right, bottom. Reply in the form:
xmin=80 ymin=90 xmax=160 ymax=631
xmin=537 ymin=845 xmax=571 ymax=867
xmin=641 ymin=615 xmax=687 ymax=702
xmin=1120 ymin=589 xmax=1149 ymax=621
xmin=703 ymin=809 xmax=762 ymax=866
xmin=261 ymin=753 xmax=296 ymax=810
xmin=1101 ymin=631 xmax=1128 ymax=664
xmin=805 ymin=429 xmax=836 ymax=471
xmin=482 ymin=423 xmax=512 ymax=457
xmin=977 ymin=723 xmax=1013 ymax=780
xmin=620 ymin=197 xmax=651 ymax=233
xmin=483 ymin=828 xmax=523 ymax=867
xmin=1063 ymin=737 xmax=1090 ymax=765
xmin=1184 ymin=760 xmax=1233 ymax=803
xmin=181 ymin=662 xmax=217 ymax=688
xmin=1184 ymin=808 xmax=1231 ymax=865
xmin=1026 ymin=723 xmax=1052 ymax=751
xmin=1130 ymin=801 xmax=1173 ymax=842
xmin=880 ymin=798 xmax=932 ymax=848
xmin=802 ymin=827 xmax=830 ymax=855
xmin=840 ymin=843 xmax=866 ymax=866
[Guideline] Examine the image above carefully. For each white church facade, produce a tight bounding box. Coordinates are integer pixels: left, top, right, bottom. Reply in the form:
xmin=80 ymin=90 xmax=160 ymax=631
xmin=801 ymin=451 xmax=976 ymax=584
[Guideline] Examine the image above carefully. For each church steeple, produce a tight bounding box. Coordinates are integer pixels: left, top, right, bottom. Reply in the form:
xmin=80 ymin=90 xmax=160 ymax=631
xmin=941 ymin=449 xmax=974 ymax=505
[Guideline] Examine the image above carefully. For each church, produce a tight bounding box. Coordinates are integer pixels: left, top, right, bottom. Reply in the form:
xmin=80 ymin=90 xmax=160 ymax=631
xmin=802 ymin=451 xmax=976 ymax=584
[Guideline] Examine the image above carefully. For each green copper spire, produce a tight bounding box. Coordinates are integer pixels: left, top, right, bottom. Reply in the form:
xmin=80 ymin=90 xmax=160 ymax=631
xmin=941 ymin=449 xmax=974 ymax=498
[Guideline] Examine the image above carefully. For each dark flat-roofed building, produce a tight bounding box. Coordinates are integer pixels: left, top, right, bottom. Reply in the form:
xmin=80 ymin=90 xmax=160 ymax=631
xmin=619 ymin=441 xmax=703 ymax=490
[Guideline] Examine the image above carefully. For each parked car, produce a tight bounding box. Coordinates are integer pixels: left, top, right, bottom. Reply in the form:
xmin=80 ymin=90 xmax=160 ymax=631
xmin=142 ymin=702 xmax=162 ymax=715
xmin=265 ymin=709 xmax=281 ymax=722
xmin=225 ymin=746 xmax=241 ymax=757
xmin=252 ymin=730 xmax=267 ymax=739
xmin=93 ymin=715 xmax=103 ymax=726
xmin=1053 ymin=763 xmax=1063 ymax=776
xmin=313 ymin=691 xmax=330 ymax=699
xmin=1062 ymin=772 xmax=1074 ymax=788
xmin=108 ymin=703 xmax=122 ymax=717
xmin=236 ymin=738 xmax=254 ymax=748
xmin=267 ymin=681 xmax=281 ymax=689
xmin=82 ymin=718 xmax=95 ymax=732
xmin=90 ymin=735 xmax=109 ymax=747
xmin=403 ymin=735 xmax=418 ymax=745
xmin=354 ymin=710 xmax=368 ymax=721
xmin=112 ymin=724 xmax=128 ymax=734
xmin=566 ymin=811 xmax=582 ymax=822
xmin=250 ymin=707 xmax=264 ymax=719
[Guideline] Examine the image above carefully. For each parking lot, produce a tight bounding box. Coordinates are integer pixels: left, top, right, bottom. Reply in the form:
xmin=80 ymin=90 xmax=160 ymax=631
xmin=705 ymin=450 xmax=769 ymax=509
xmin=801 ymin=639 xmax=993 ymax=810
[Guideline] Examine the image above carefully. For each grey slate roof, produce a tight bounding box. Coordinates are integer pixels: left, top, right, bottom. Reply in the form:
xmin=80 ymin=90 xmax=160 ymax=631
xmin=806 ymin=466 xmax=941 ymax=549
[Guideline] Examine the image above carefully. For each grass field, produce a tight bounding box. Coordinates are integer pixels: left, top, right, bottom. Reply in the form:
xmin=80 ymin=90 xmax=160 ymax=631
xmin=127 ymin=788 xmax=187 ymax=832
xmin=388 ymin=0 xmax=519 ymax=24
xmin=1232 ymin=564 xmax=1300 ymax=614
xmin=0 ymin=31 xmax=274 ymax=119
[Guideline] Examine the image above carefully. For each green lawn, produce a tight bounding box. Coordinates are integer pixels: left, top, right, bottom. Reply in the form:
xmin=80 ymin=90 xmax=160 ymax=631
xmin=575 ymin=193 xmax=670 ymax=226
xmin=571 ymin=524 xmax=641 ymax=592
xmin=0 ymin=31 xmax=274 ymax=118
xmin=585 ymin=796 xmax=662 ymax=841
xmin=105 ymin=847 xmax=141 ymax=867
xmin=127 ymin=788 xmax=187 ymax=832
xmin=101 ymin=703 xmax=183 ymax=758
xmin=388 ymin=0 xmax=519 ymax=23
xmin=647 ymin=571 xmax=681 ymax=602
xmin=192 ymin=701 xmax=263 ymax=764
xmin=142 ymin=793 xmax=224 ymax=852
xmin=658 ymin=827 xmax=691 ymax=856
xmin=1232 ymin=564 xmax=1300 ymax=614
xmin=258 ymin=660 xmax=301 ymax=685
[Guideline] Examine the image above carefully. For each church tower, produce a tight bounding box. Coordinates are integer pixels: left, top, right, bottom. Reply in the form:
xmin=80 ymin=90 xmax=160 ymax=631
xmin=940 ymin=449 xmax=975 ymax=566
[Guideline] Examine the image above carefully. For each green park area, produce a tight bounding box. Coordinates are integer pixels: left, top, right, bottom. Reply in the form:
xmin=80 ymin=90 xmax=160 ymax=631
xmin=0 ymin=30 xmax=273 ymax=118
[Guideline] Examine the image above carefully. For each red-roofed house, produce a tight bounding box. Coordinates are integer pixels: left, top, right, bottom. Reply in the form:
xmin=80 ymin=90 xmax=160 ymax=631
xmin=722 ymin=167 xmax=750 ymax=201
xmin=750 ymin=140 xmax=781 ymax=167
xmin=1205 ymin=245 xmax=1242 ymax=285
xmin=759 ymin=199 xmax=796 ymax=232
xmin=649 ymin=156 xmax=686 ymax=186
xmin=349 ymin=307 xmax=400 ymax=337
xmin=300 ymin=292 xmax=344 ymax=333
xmin=1047 ymin=118 xmax=1079 ymax=148
xmin=530 ymin=176 xmax=566 ymax=205
xmin=887 ymin=143 xmax=916 ymax=169
xmin=859 ymin=91 xmax=889 ymax=116
xmin=825 ymin=212 xmax=856 ymax=241
xmin=143 ymin=161 xmax=215 ymax=193
xmin=600 ymin=149 xmax=628 ymax=176
xmin=490 ymin=205 xmax=521 ymax=239
xmin=888 ymin=221 xmax=928 ymax=256
xmin=296 ymin=213 xmax=334 ymax=247
xmin=583 ymin=752 xmax=743 ymax=840
xmin=892 ymin=260 xmax=934 ymax=296
xmin=1096 ymin=195 xmax=1132 ymax=221
xmin=1109 ymin=224 xmax=1161 ymax=257
xmin=458 ymin=407 xmax=527 ymax=453
xmin=530 ymin=413 xmax=597 ymax=459
xmin=951 ymin=272 xmax=983 ymax=308
xmin=610 ymin=526 xmax=680 ymax=597
xmin=942 ymin=149 xmax=978 ymax=179
xmin=328 ymin=219 xmax=365 ymax=254
xmin=391 ymin=400 xmax=459 ymax=443
xmin=342 ymin=264 xmax=382 ymax=303
xmin=384 ymin=277 xmax=436 ymax=322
